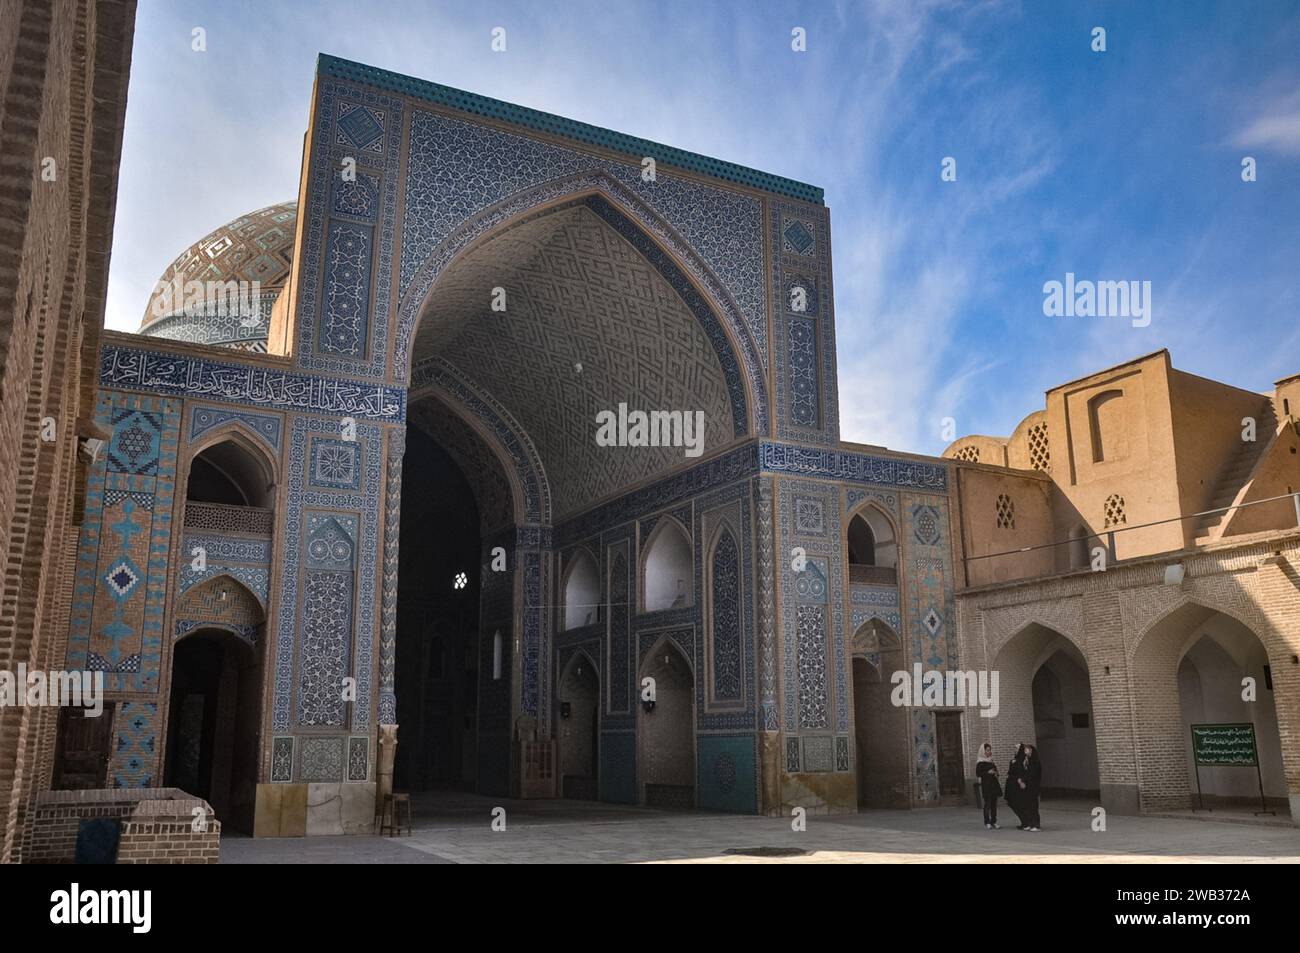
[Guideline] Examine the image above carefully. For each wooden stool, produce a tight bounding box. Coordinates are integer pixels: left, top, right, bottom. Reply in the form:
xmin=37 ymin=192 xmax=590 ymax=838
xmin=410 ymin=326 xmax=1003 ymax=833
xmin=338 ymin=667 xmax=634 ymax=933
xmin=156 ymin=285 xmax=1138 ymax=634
xmin=377 ymin=792 xmax=411 ymax=836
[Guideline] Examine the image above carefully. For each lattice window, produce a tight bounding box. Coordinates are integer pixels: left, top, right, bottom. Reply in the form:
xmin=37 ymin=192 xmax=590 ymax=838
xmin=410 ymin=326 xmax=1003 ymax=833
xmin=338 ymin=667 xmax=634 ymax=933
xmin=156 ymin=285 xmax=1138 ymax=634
xmin=954 ymin=445 xmax=980 ymax=463
xmin=1028 ymin=422 xmax=1050 ymax=471
xmin=184 ymin=501 xmax=273 ymax=535
xmin=1103 ymin=494 xmax=1126 ymax=528
xmin=995 ymin=494 xmax=1015 ymax=529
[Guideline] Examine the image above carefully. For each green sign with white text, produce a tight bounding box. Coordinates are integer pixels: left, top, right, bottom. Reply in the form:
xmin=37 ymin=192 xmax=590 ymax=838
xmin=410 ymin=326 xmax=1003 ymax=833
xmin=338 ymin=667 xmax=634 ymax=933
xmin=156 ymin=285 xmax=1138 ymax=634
xmin=1190 ymin=723 xmax=1258 ymax=767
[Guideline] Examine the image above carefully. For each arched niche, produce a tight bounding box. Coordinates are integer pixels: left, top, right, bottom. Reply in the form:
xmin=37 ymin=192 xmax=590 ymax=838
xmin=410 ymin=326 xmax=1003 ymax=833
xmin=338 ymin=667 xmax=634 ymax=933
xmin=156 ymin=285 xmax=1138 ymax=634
xmin=562 ymin=548 xmax=601 ymax=630
xmin=642 ymin=517 xmax=693 ymax=612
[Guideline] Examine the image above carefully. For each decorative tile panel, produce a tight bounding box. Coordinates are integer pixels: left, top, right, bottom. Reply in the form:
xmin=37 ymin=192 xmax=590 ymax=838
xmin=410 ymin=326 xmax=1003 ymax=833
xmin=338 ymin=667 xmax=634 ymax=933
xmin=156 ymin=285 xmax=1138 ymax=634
xmin=188 ymin=405 xmax=281 ymax=452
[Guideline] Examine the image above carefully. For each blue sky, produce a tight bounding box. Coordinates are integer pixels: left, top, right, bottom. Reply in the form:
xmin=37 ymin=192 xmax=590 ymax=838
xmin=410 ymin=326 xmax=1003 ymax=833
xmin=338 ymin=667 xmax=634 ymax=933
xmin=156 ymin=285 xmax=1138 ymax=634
xmin=106 ymin=0 xmax=1300 ymax=456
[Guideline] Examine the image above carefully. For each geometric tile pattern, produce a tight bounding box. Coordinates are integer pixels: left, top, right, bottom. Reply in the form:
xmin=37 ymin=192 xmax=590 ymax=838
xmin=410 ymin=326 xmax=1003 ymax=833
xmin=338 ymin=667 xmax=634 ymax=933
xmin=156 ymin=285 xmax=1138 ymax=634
xmin=337 ymin=102 xmax=385 ymax=153
xmin=771 ymin=199 xmax=838 ymax=443
xmin=788 ymin=316 xmax=819 ymax=428
xmin=409 ymin=202 xmax=736 ymax=518
xmin=708 ymin=528 xmax=742 ymax=703
xmin=295 ymin=81 xmax=402 ymax=379
xmin=607 ymin=548 xmax=631 ymax=715
xmin=188 ymin=405 xmax=281 ymax=452
xmin=271 ymin=736 xmax=294 ymax=782
xmin=395 ymin=104 xmax=768 ymax=374
xmin=835 ymin=736 xmax=850 ymax=772
xmin=297 ymin=511 xmax=358 ymax=729
xmin=273 ymin=417 xmax=381 ymax=733
xmin=347 ymin=736 xmax=369 ymax=781
xmin=795 ymin=605 xmax=828 ymax=729
xmin=913 ymin=709 xmax=939 ymax=802
xmin=777 ymin=478 xmax=847 ymax=735
xmin=309 ymin=436 xmax=362 ymax=491
xmin=68 ymin=393 xmax=180 ymax=698
xmin=912 ymin=504 xmax=941 ymax=545
xmin=332 ymin=172 xmax=380 ymax=223
xmin=172 ymin=574 xmax=265 ymax=643
xmin=299 ymin=736 xmax=345 ymax=782
xmin=802 ymin=734 xmax=833 ymax=772
xmin=319 ymin=220 xmax=373 ymax=357
xmin=394 ymin=164 xmax=770 ymax=437
xmin=140 ymin=201 xmax=296 ymax=338
xmin=793 ymin=496 xmax=825 ymax=535
xmin=905 ymin=495 xmax=957 ymax=673
xmin=782 ymin=217 xmax=816 ymax=256
xmin=112 ymin=702 xmax=158 ymax=788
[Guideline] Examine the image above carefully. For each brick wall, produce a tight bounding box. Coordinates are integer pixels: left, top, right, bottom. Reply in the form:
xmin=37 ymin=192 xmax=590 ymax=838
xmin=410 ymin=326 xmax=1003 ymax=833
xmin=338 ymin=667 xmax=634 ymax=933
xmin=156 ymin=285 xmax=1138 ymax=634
xmin=0 ymin=0 xmax=136 ymax=863
xmin=26 ymin=787 xmax=219 ymax=864
xmin=958 ymin=530 xmax=1300 ymax=821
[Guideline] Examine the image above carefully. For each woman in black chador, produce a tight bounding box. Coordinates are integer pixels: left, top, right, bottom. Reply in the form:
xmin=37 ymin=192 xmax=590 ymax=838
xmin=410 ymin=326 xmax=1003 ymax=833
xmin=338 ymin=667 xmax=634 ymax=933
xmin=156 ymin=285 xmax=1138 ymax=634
xmin=1004 ymin=744 xmax=1027 ymax=830
xmin=1006 ymin=743 xmax=1043 ymax=831
xmin=1021 ymin=744 xmax=1043 ymax=830
xmin=975 ymin=742 xmax=1002 ymax=829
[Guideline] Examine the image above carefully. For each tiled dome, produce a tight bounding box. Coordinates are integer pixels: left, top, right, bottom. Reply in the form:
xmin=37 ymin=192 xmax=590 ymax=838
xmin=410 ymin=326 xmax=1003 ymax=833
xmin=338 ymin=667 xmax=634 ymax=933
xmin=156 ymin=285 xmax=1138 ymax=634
xmin=139 ymin=201 xmax=297 ymax=352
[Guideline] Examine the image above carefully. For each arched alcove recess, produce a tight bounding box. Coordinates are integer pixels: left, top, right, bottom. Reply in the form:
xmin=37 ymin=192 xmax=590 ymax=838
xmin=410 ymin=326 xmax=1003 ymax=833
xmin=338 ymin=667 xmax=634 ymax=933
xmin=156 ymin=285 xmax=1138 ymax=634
xmin=642 ymin=517 xmax=693 ymax=612
xmin=558 ymin=651 xmax=600 ymax=800
xmin=987 ymin=621 xmax=1099 ymax=794
xmin=850 ymin=618 xmax=909 ymax=807
xmin=562 ymin=548 xmax=601 ymax=631
xmin=846 ymin=504 xmax=898 ymax=586
xmin=1133 ymin=599 xmax=1290 ymax=812
xmin=408 ymin=361 xmax=551 ymax=527
xmin=395 ymin=172 xmax=767 ymax=439
xmin=1088 ymin=389 xmax=1126 ymax=462
xmin=1030 ymin=646 xmax=1099 ymax=796
xmin=184 ymin=431 xmax=276 ymax=509
xmin=166 ymin=573 xmax=267 ymax=834
xmin=638 ymin=637 xmax=695 ymax=809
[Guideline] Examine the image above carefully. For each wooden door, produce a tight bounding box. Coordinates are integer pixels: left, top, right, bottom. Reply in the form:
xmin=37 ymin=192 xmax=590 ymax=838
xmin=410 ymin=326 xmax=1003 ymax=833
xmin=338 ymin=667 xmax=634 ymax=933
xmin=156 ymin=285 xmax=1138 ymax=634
xmin=52 ymin=704 xmax=115 ymax=789
xmin=935 ymin=711 xmax=965 ymax=796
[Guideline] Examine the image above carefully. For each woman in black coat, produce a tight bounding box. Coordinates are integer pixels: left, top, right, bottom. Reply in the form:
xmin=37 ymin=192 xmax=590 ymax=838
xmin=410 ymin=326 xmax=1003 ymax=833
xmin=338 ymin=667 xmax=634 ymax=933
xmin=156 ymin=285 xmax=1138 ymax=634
xmin=975 ymin=742 xmax=1002 ymax=829
xmin=1020 ymin=744 xmax=1043 ymax=831
xmin=1004 ymin=744 xmax=1028 ymax=829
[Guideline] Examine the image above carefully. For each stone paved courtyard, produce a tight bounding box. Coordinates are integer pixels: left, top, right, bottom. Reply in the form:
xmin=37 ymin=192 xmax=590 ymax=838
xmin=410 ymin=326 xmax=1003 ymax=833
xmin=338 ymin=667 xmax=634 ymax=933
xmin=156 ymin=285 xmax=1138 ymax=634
xmin=219 ymin=792 xmax=1300 ymax=864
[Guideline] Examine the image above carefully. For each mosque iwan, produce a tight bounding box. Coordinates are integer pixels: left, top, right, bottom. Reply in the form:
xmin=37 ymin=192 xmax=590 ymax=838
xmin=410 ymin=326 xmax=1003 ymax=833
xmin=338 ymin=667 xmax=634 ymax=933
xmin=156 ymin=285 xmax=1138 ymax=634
xmin=1 ymin=0 xmax=1298 ymax=869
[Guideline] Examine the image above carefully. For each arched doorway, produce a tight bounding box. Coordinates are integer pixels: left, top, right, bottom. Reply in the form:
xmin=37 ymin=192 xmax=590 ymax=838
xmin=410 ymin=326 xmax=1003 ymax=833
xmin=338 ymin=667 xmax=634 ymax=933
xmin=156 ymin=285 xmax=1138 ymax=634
xmin=399 ymin=190 xmax=758 ymax=800
xmin=989 ymin=622 xmax=1099 ymax=799
xmin=393 ymin=422 xmax=482 ymax=792
xmin=170 ymin=434 xmax=274 ymax=833
xmin=850 ymin=619 xmax=910 ymax=807
xmin=1135 ymin=602 xmax=1287 ymax=812
xmin=558 ymin=652 xmax=599 ymax=800
xmin=1031 ymin=647 xmax=1099 ymax=796
xmin=638 ymin=639 xmax=695 ymax=809
xmin=164 ymin=626 xmax=264 ymax=833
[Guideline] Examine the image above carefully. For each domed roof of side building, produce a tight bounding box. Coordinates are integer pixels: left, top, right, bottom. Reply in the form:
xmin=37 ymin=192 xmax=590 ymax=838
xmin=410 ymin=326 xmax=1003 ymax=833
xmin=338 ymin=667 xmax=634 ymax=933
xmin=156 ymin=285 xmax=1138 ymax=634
xmin=139 ymin=201 xmax=297 ymax=352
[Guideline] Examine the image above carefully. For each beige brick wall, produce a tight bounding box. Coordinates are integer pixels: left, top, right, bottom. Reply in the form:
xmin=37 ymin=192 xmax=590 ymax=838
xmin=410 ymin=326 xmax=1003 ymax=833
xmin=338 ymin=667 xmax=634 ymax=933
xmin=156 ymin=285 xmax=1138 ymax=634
xmin=957 ymin=531 xmax=1300 ymax=821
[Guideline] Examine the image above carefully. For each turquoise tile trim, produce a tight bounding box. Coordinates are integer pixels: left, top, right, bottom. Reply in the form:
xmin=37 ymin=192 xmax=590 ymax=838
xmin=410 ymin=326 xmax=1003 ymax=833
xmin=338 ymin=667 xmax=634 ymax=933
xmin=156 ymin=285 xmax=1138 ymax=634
xmin=318 ymin=54 xmax=824 ymax=204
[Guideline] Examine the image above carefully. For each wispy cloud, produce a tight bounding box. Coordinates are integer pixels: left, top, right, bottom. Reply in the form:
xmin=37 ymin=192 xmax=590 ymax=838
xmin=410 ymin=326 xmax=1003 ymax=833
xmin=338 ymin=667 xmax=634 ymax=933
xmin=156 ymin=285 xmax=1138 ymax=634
xmin=1232 ymin=88 xmax=1300 ymax=156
